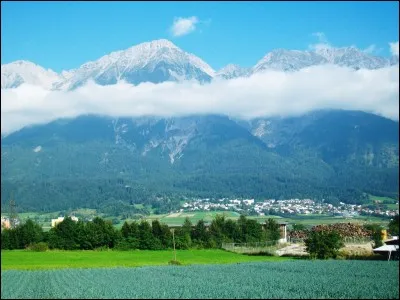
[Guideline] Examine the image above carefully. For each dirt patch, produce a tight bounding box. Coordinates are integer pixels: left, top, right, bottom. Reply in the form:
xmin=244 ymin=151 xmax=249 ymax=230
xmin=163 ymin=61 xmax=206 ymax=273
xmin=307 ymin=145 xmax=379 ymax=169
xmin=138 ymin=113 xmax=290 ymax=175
xmin=340 ymin=242 xmax=374 ymax=256
xmin=165 ymin=213 xmax=181 ymax=218
xmin=276 ymin=244 xmax=308 ymax=256
xmin=180 ymin=214 xmax=195 ymax=217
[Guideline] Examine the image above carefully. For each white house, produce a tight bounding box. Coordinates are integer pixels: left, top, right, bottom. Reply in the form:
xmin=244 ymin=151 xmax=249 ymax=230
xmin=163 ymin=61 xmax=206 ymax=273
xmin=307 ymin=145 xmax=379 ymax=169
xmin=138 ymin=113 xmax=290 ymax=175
xmin=51 ymin=216 xmax=78 ymax=227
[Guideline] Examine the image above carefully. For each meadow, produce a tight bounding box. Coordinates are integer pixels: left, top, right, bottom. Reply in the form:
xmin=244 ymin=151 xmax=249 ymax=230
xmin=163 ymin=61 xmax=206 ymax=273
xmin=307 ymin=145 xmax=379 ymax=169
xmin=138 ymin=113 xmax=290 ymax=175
xmin=1 ymin=249 xmax=289 ymax=270
xmin=1 ymin=260 xmax=398 ymax=299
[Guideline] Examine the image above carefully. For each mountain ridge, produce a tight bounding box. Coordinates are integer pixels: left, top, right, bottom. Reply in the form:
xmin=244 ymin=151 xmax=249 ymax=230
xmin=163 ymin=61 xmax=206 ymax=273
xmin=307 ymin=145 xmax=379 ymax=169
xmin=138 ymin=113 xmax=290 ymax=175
xmin=2 ymin=39 xmax=398 ymax=89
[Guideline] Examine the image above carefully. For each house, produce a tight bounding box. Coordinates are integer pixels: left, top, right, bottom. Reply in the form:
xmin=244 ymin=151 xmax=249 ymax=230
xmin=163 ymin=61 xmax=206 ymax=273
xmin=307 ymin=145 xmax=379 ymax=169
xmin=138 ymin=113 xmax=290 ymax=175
xmin=1 ymin=217 xmax=10 ymax=229
xmin=260 ymin=221 xmax=288 ymax=243
xmin=373 ymin=236 xmax=399 ymax=260
xmin=51 ymin=216 xmax=79 ymax=227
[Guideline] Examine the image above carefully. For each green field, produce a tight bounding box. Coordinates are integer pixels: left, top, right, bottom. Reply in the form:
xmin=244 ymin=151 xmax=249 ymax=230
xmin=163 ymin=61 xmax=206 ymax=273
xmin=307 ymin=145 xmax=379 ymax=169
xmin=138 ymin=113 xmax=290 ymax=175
xmin=145 ymin=211 xmax=241 ymax=225
xmin=3 ymin=209 xmax=391 ymax=231
xmin=141 ymin=211 xmax=390 ymax=227
xmin=0 ymin=249 xmax=289 ymax=270
xmin=368 ymin=194 xmax=398 ymax=202
xmin=1 ymin=260 xmax=398 ymax=299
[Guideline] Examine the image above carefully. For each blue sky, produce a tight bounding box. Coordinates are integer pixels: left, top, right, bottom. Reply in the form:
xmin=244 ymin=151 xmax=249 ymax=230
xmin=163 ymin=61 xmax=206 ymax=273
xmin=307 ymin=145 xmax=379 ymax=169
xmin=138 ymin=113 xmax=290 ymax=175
xmin=1 ymin=1 xmax=398 ymax=72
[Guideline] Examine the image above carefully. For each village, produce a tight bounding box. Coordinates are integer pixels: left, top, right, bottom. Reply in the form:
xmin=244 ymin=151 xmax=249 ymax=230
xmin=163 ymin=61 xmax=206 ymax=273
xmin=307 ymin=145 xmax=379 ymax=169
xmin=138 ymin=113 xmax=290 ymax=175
xmin=179 ymin=197 xmax=399 ymax=218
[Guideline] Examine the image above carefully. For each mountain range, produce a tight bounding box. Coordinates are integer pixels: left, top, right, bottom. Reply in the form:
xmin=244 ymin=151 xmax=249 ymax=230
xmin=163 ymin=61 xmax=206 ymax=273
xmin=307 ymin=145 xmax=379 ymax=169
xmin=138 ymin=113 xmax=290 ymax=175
xmin=2 ymin=39 xmax=398 ymax=90
xmin=1 ymin=40 xmax=399 ymax=213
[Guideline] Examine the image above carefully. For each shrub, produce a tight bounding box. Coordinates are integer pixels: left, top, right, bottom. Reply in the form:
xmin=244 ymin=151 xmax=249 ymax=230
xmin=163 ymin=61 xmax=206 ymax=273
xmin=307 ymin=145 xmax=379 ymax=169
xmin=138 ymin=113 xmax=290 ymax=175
xmin=28 ymin=242 xmax=49 ymax=252
xmin=364 ymin=224 xmax=384 ymax=248
xmin=388 ymin=215 xmax=399 ymax=236
xmin=245 ymin=250 xmax=275 ymax=256
xmin=305 ymin=230 xmax=344 ymax=259
xmin=168 ymin=260 xmax=182 ymax=265
xmin=94 ymin=245 xmax=110 ymax=251
xmin=114 ymin=241 xmax=132 ymax=251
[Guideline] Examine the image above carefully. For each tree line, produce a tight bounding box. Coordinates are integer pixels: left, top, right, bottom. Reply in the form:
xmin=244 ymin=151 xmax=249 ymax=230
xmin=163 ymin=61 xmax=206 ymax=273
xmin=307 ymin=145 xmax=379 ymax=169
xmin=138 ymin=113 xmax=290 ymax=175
xmin=1 ymin=215 xmax=281 ymax=251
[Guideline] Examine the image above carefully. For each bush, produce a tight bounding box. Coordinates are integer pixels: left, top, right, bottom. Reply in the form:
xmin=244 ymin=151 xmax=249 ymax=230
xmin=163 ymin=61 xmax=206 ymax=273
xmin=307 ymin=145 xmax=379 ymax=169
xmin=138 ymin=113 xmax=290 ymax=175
xmin=114 ymin=241 xmax=132 ymax=251
xmin=168 ymin=260 xmax=182 ymax=265
xmin=388 ymin=215 xmax=399 ymax=236
xmin=337 ymin=250 xmax=385 ymax=260
xmin=305 ymin=230 xmax=344 ymax=259
xmin=364 ymin=224 xmax=384 ymax=248
xmin=94 ymin=245 xmax=110 ymax=251
xmin=28 ymin=242 xmax=49 ymax=252
xmin=245 ymin=250 xmax=275 ymax=256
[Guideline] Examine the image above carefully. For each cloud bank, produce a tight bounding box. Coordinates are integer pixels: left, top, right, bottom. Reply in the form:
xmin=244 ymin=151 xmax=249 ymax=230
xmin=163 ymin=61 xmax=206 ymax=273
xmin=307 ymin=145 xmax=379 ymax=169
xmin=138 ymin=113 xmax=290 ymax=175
xmin=170 ymin=16 xmax=199 ymax=37
xmin=390 ymin=41 xmax=399 ymax=57
xmin=1 ymin=64 xmax=399 ymax=135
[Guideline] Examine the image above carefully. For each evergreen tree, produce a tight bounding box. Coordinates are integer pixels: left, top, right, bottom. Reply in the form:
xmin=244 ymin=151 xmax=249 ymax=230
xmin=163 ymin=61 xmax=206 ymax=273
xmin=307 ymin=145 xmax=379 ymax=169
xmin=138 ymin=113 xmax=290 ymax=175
xmin=209 ymin=214 xmax=226 ymax=247
xmin=50 ymin=217 xmax=80 ymax=250
xmin=192 ymin=219 xmax=210 ymax=248
xmin=223 ymin=219 xmax=241 ymax=243
xmin=138 ymin=220 xmax=160 ymax=250
xmin=264 ymin=218 xmax=281 ymax=244
xmin=17 ymin=219 xmax=43 ymax=248
xmin=388 ymin=215 xmax=399 ymax=236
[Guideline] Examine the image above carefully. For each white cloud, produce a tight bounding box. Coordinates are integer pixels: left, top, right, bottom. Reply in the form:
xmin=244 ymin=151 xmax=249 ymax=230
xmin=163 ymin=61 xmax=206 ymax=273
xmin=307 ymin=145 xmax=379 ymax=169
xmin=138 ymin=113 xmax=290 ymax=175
xmin=170 ymin=16 xmax=199 ymax=37
xmin=363 ymin=44 xmax=377 ymax=54
xmin=312 ymin=32 xmax=329 ymax=44
xmin=309 ymin=32 xmax=332 ymax=51
xmin=389 ymin=41 xmax=399 ymax=56
xmin=1 ymin=65 xmax=398 ymax=135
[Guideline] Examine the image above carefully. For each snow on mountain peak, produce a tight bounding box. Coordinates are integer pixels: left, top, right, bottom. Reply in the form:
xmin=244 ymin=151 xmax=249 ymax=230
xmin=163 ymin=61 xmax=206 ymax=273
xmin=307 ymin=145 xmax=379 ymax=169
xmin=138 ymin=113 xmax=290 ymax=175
xmin=216 ymin=64 xmax=249 ymax=79
xmin=252 ymin=46 xmax=392 ymax=74
xmin=55 ymin=39 xmax=215 ymax=90
xmin=252 ymin=49 xmax=327 ymax=72
xmin=1 ymin=60 xmax=61 ymax=89
xmin=2 ymin=41 xmax=397 ymax=90
xmin=136 ymin=39 xmax=179 ymax=50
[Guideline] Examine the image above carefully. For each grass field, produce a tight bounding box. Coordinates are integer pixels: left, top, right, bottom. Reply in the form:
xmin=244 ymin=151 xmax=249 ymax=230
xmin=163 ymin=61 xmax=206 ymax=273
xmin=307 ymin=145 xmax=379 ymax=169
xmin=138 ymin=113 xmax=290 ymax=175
xmin=368 ymin=194 xmax=398 ymax=202
xmin=1 ymin=260 xmax=398 ymax=299
xmin=0 ymin=249 xmax=290 ymax=270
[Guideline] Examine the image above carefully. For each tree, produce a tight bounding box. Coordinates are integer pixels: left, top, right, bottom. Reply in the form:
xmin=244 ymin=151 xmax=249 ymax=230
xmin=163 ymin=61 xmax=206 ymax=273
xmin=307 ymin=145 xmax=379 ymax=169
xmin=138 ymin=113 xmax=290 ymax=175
xmin=264 ymin=218 xmax=281 ymax=245
xmin=1 ymin=229 xmax=12 ymax=249
xmin=388 ymin=215 xmax=399 ymax=237
xmin=209 ymin=214 xmax=226 ymax=247
xmin=244 ymin=219 xmax=263 ymax=243
xmin=223 ymin=219 xmax=241 ymax=243
xmin=138 ymin=220 xmax=160 ymax=250
xmin=175 ymin=218 xmax=193 ymax=249
xmin=152 ymin=219 xmax=170 ymax=249
xmin=305 ymin=230 xmax=344 ymax=259
xmin=192 ymin=219 xmax=210 ymax=248
xmin=292 ymin=223 xmax=306 ymax=231
xmin=237 ymin=215 xmax=247 ymax=243
xmin=364 ymin=223 xmax=384 ymax=248
xmin=121 ymin=221 xmax=131 ymax=239
xmin=16 ymin=219 xmax=43 ymax=248
xmin=49 ymin=217 xmax=79 ymax=250
xmin=85 ymin=217 xmax=118 ymax=249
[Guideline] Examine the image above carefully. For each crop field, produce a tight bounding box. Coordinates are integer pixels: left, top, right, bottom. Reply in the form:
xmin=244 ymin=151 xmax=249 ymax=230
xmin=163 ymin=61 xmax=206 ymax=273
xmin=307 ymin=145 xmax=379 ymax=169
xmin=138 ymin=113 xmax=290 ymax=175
xmin=1 ymin=260 xmax=398 ymax=299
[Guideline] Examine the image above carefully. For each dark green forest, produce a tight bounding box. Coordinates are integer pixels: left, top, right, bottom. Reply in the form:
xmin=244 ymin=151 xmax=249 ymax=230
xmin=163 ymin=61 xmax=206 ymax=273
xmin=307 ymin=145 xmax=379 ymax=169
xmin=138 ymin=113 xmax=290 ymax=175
xmin=1 ymin=111 xmax=398 ymax=213
xmin=1 ymin=215 xmax=281 ymax=251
